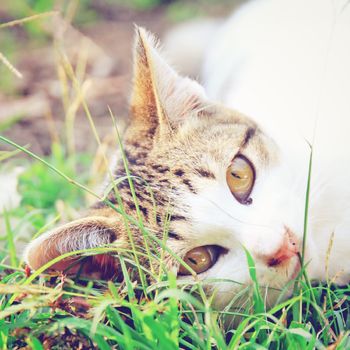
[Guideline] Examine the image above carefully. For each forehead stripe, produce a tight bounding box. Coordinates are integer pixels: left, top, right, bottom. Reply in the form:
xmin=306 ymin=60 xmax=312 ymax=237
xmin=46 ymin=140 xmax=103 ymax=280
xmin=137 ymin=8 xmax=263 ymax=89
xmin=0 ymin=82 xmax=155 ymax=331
xmin=167 ymin=231 xmax=182 ymax=240
xmin=195 ymin=168 xmax=215 ymax=179
xmin=241 ymin=127 xmax=256 ymax=148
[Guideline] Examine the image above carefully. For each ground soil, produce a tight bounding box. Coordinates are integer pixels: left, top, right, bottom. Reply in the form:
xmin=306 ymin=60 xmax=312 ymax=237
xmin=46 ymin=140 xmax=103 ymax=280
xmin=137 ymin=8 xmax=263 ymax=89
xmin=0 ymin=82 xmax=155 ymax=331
xmin=0 ymin=1 xmax=237 ymax=157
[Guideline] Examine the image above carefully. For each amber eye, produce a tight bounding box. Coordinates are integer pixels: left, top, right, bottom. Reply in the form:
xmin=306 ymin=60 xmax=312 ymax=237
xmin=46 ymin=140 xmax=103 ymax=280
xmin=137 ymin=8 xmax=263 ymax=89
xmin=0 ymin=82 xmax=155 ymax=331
xmin=178 ymin=245 xmax=220 ymax=275
xmin=226 ymin=155 xmax=255 ymax=204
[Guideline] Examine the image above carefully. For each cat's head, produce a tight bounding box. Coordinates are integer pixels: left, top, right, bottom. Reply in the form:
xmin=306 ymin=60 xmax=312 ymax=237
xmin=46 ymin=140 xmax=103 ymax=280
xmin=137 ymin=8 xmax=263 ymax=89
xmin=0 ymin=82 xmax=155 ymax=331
xmin=25 ymin=27 xmax=308 ymax=307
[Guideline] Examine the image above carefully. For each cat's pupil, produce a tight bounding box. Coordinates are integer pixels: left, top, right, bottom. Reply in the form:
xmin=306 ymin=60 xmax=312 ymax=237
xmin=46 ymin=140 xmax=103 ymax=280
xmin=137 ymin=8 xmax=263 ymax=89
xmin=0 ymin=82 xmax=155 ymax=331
xmin=232 ymin=172 xmax=241 ymax=179
xmin=188 ymin=257 xmax=197 ymax=265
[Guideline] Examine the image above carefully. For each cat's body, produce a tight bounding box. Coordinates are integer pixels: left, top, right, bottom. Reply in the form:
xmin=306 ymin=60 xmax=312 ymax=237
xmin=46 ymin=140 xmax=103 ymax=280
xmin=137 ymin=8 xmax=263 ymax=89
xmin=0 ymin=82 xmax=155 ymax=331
xmin=203 ymin=0 xmax=350 ymax=291
xmin=25 ymin=0 xmax=350 ymax=310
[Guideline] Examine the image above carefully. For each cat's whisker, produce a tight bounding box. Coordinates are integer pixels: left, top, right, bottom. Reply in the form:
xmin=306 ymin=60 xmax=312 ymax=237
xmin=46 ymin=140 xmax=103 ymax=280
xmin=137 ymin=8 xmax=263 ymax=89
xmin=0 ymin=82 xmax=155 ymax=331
xmin=146 ymin=175 xmax=273 ymax=230
xmin=201 ymin=195 xmax=276 ymax=231
xmin=192 ymin=102 xmax=215 ymax=116
xmin=136 ymin=178 xmax=249 ymax=226
xmin=310 ymin=180 xmax=328 ymax=199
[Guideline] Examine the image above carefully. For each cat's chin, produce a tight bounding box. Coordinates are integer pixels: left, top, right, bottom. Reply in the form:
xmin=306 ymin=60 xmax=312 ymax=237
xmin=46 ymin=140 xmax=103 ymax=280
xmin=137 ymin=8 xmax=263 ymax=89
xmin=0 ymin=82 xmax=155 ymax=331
xmin=205 ymin=256 xmax=301 ymax=317
xmin=211 ymin=283 xmax=295 ymax=313
xmin=211 ymin=282 xmax=296 ymax=329
xmin=211 ymin=279 xmax=296 ymax=330
xmin=290 ymin=258 xmax=301 ymax=280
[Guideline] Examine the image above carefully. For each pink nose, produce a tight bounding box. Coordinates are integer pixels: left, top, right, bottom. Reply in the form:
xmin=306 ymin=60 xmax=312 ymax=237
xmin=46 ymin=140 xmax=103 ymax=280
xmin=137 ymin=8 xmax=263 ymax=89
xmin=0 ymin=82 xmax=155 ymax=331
xmin=266 ymin=228 xmax=299 ymax=267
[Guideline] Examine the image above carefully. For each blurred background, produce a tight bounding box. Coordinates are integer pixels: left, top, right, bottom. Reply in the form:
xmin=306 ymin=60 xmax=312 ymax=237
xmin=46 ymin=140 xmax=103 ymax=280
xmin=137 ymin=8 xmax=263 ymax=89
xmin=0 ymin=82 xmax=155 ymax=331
xmin=0 ymin=0 xmax=241 ymax=156
xmin=0 ymin=0 xmax=242 ymax=257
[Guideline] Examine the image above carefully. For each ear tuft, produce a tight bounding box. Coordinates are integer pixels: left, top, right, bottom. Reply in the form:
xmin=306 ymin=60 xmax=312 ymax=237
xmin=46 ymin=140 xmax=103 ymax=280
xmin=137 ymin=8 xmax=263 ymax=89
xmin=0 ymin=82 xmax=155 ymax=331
xmin=131 ymin=26 xmax=160 ymax=128
xmin=131 ymin=26 xmax=207 ymax=133
xmin=24 ymin=216 xmax=120 ymax=274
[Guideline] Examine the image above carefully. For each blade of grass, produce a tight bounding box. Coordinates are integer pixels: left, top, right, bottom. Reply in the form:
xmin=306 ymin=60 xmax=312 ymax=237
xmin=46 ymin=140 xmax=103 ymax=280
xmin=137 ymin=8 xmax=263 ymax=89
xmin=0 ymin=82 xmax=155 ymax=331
xmin=1 ymin=135 xmax=191 ymax=284
xmin=0 ymin=52 xmax=22 ymax=78
xmin=57 ymin=50 xmax=150 ymax=293
xmin=0 ymin=136 xmax=98 ymax=199
xmin=3 ymin=209 xmax=18 ymax=268
xmin=301 ymin=144 xmax=313 ymax=266
xmin=109 ymin=107 xmax=156 ymax=277
xmin=0 ymin=149 xmax=22 ymax=162
xmin=243 ymin=247 xmax=264 ymax=314
xmin=0 ymin=11 xmax=58 ymax=29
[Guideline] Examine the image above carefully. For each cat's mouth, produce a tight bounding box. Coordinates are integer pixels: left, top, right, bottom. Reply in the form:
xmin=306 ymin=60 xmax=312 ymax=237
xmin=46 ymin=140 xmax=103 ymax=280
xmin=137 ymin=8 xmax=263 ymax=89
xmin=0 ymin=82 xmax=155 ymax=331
xmin=290 ymin=258 xmax=301 ymax=280
xmin=270 ymin=255 xmax=301 ymax=283
xmin=262 ymin=228 xmax=301 ymax=273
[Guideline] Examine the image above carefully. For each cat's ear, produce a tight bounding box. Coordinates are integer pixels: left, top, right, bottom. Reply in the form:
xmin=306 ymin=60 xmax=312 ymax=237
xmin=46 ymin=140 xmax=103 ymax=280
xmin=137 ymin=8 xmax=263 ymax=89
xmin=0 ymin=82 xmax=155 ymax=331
xmin=130 ymin=26 xmax=207 ymax=133
xmin=24 ymin=216 xmax=121 ymax=277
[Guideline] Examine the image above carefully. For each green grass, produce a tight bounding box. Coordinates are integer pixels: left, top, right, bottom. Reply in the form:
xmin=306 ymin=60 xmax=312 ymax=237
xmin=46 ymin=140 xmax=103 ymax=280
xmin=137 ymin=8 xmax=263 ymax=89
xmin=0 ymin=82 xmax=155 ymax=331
xmin=1 ymin=7 xmax=350 ymax=350
xmin=1 ymin=129 xmax=350 ymax=349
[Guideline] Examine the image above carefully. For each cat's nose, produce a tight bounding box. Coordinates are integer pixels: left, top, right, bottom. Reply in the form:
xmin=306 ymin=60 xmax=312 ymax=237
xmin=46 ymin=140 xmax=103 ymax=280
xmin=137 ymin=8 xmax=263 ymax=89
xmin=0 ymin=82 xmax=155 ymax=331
xmin=266 ymin=228 xmax=300 ymax=267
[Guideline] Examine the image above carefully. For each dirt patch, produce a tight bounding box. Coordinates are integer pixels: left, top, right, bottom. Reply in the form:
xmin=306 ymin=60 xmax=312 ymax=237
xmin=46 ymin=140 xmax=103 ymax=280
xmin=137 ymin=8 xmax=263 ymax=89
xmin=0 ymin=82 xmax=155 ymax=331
xmin=0 ymin=1 xmax=240 ymax=156
xmin=1 ymin=5 xmax=168 ymax=155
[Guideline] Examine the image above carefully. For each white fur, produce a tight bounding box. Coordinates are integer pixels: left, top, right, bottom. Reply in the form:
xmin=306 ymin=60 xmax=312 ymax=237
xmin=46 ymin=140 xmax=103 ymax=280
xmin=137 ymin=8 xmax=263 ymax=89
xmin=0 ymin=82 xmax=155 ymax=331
xmin=177 ymin=0 xmax=350 ymax=305
xmin=0 ymin=167 xmax=22 ymax=211
xmin=181 ymin=151 xmax=307 ymax=306
xmin=163 ymin=18 xmax=222 ymax=77
xmin=141 ymin=29 xmax=207 ymax=126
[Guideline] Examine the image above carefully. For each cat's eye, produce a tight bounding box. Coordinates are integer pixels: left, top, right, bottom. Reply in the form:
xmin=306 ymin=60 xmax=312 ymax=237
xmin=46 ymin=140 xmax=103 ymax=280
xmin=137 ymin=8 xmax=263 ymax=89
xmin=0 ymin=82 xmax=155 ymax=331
xmin=226 ymin=155 xmax=255 ymax=204
xmin=178 ymin=245 xmax=220 ymax=275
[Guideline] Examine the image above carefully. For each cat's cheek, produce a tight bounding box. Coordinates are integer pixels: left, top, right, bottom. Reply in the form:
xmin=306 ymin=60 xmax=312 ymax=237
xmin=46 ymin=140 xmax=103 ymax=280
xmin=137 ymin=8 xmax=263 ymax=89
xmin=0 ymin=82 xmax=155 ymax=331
xmin=239 ymin=166 xmax=306 ymax=253
xmin=259 ymin=256 xmax=300 ymax=282
xmin=200 ymin=251 xmax=249 ymax=293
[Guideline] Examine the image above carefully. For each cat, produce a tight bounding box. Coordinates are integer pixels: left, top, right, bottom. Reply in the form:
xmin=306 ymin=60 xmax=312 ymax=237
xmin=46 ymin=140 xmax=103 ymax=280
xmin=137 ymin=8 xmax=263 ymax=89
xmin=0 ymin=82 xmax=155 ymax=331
xmin=24 ymin=0 xmax=350 ymax=311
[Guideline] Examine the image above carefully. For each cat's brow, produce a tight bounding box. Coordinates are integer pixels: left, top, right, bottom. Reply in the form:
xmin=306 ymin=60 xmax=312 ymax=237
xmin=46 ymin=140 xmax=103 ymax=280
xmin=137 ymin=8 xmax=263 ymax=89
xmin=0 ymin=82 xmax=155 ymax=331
xmin=167 ymin=230 xmax=182 ymax=240
xmin=241 ymin=127 xmax=256 ymax=148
